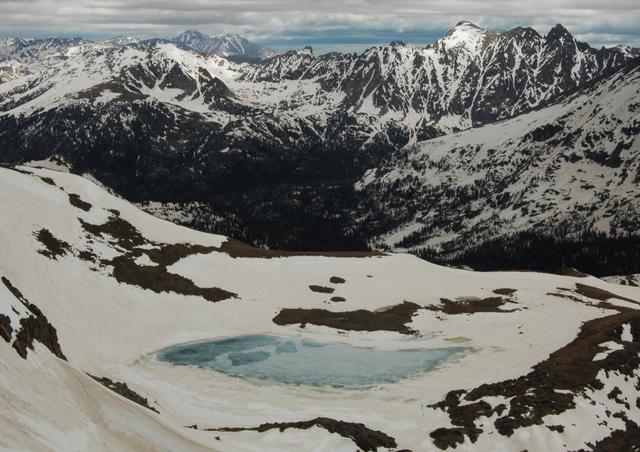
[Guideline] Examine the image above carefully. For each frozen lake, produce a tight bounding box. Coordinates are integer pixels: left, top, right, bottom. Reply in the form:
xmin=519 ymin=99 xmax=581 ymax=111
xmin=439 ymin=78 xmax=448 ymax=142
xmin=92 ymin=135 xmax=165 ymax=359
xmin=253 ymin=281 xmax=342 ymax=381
xmin=156 ymin=335 xmax=466 ymax=387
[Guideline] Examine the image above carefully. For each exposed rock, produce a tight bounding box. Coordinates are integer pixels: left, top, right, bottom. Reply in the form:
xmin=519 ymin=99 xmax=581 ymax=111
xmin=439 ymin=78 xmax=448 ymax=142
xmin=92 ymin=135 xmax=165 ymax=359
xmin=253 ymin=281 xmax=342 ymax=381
xmin=309 ymin=285 xmax=335 ymax=294
xmin=2 ymin=276 xmax=66 ymax=360
xmin=89 ymin=374 xmax=159 ymax=413
xmin=429 ymin=310 xmax=640 ymax=447
xmin=35 ymin=228 xmax=71 ymax=259
xmin=0 ymin=314 xmax=12 ymax=342
xmin=213 ymin=417 xmax=397 ymax=451
xmin=68 ymin=193 xmax=92 ymax=211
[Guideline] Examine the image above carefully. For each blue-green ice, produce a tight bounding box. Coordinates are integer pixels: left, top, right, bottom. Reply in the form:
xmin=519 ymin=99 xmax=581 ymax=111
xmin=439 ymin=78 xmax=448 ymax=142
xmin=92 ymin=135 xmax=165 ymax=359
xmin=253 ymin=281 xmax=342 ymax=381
xmin=156 ymin=335 xmax=466 ymax=387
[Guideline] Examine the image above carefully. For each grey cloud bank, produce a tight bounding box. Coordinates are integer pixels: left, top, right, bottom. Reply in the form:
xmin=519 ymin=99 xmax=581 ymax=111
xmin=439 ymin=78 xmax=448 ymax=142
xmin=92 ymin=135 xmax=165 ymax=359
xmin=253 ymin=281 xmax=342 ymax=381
xmin=0 ymin=0 xmax=638 ymax=51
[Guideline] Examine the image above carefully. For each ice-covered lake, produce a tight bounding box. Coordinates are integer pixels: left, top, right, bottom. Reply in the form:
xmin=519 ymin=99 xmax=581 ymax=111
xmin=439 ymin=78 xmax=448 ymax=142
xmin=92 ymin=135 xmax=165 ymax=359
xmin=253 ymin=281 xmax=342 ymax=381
xmin=156 ymin=335 xmax=466 ymax=387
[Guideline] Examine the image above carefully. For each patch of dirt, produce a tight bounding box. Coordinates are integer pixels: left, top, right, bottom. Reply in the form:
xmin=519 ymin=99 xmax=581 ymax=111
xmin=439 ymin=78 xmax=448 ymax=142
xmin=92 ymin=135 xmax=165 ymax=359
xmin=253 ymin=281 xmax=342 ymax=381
xmin=68 ymin=193 xmax=92 ymax=211
xmin=429 ymin=391 xmax=505 ymax=448
xmin=143 ymin=243 xmax=217 ymax=267
xmin=89 ymin=374 xmax=159 ymax=413
xmin=218 ymin=238 xmax=384 ymax=259
xmin=428 ymin=309 xmax=640 ymax=448
xmin=548 ymin=290 xmax=634 ymax=316
xmin=493 ymin=288 xmax=517 ymax=296
xmin=330 ymin=296 xmax=346 ymax=302
xmin=1 ymin=277 xmax=66 ymax=360
xmin=577 ymin=420 xmax=640 ymax=452
xmin=309 ymin=285 xmax=335 ymax=294
xmin=212 ymin=417 xmax=397 ymax=451
xmin=575 ymin=283 xmax=640 ymax=306
xmin=79 ymin=213 xmax=236 ymax=303
xmin=273 ymin=301 xmax=421 ymax=334
xmin=330 ymin=276 xmax=346 ymax=284
xmin=35 ymin=228 xmax=71 ymax=259
xmin=79 ymin=216 xmax=146 ymax=249
xmin=427 ymin=297 xmax=516 ymax=315
xmin=39 ymin=176 xmax=56 ymax=186
xmin=110 ymin=255 xmax=235 ymax=303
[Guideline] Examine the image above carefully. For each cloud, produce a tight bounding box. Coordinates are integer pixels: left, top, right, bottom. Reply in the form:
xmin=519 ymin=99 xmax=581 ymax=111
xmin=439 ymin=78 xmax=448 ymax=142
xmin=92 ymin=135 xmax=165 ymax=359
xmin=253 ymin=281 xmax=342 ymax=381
xmin=0 ymin=0 xmax=638 ymax=50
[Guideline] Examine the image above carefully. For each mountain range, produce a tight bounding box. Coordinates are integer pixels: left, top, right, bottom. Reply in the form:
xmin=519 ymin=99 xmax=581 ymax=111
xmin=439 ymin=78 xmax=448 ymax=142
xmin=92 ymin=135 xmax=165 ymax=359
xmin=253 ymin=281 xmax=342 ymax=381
xmin=173 ymin=30 xmax=277 ymax=62
xmin=0 ymin=21 xmax=639 ymax=276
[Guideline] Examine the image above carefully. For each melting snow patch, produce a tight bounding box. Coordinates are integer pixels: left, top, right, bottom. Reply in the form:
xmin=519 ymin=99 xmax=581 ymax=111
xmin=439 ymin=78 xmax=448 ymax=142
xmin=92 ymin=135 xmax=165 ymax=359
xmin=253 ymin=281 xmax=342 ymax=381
xmin=592 ymin=341 xmax=624 ymax=361
xmin=134 ymin=254 xmax=156 ymax=266
xmin=620 ymin=323 xmax=633 ymax=342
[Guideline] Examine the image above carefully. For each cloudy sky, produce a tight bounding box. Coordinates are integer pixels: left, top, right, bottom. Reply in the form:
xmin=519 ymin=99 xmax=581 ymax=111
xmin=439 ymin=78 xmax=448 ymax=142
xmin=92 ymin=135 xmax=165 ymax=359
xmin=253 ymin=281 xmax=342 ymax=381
xmin=1 ymin=0 xmax=639 ymax=53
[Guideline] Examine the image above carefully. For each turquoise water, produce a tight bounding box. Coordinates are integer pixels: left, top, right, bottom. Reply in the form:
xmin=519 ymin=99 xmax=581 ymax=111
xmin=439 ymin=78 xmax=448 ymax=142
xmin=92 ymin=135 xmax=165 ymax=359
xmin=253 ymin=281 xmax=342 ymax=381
xmin=156 ymin=335 xmax=466 ymax=387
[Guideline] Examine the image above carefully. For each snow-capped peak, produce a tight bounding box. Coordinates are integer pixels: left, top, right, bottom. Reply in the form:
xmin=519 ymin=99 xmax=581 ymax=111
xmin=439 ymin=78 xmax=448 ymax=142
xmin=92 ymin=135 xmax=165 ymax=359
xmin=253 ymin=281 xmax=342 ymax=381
xmin=176 ymin=29 xmax=210 ymax=41
xmin=611 ymin=44 xmax=640 ymax=59
xmin=440 ymin=21 xmax=486 ymax=52
xmin=299 ymin=46 xmax=314 ymax=56
xmin=172 ymin=30 xmax=276 ymax=60
xmin=103 ymin=35 xmax=140 ymax=46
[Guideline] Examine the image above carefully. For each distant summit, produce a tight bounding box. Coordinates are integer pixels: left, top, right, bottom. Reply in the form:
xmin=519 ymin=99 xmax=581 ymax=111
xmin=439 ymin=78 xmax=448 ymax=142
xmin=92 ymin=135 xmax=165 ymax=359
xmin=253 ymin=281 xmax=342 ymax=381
xmin=103 ymin=36 xmax=139 ymax=46
xmin=172 ymin=30 xmax=277 ymax=62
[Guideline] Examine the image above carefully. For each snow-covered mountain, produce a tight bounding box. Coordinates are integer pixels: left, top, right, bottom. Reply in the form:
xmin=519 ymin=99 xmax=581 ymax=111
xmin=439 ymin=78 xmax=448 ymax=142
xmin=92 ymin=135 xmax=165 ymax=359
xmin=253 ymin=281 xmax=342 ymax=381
xmin=1 ymin=164 xmax=639 ymax=451
xmin=103 ymin=35 xmax=140 ymax=46
xmin=0 ymin=36 xmax=89 ymax=64
xmin=0 ymin=22 xmax=638 ymax=272
xmin=0 ymin=36 xmax=99 ymax=81
xmin=241 ymin=21 xmax=634 ymax=133
xmin=0 ymin=60 xmax=25 ymax=83
xmin=358 ymin=58 xmax=640 ymax=272
xmin=173 ymin=30 xmax=277 ymax=61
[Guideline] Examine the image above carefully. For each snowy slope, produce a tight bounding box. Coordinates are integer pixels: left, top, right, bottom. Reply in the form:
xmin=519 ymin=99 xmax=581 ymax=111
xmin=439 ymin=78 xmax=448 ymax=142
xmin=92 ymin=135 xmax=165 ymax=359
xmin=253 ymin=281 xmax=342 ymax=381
xmin=1 ymin=165 xmax=639 ymax=450
xmin=0 ymin=37 xmax=94 ymax=80
xmin=358 ymin=59 xmax=640 ymax=257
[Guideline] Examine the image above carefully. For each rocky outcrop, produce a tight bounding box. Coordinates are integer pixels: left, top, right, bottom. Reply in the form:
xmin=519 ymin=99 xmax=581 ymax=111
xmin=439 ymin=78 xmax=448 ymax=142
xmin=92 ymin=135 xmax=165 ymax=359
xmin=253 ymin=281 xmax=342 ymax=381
xmin=1 ymin=276 xmax=66 ymax=360
xmin=214 ymin=417 xmax=397 ymax=451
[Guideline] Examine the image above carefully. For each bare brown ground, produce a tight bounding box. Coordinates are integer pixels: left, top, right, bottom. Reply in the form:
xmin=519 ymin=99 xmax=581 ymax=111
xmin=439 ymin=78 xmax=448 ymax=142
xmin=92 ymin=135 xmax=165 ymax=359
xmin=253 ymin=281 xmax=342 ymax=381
xmin=68 ymin=193 xmax=92 ymax=211
xmin=429 ymin=309 xmax=640 ymax=449
xmin=273 ymin=302 xmax=421 ymax=334
xmin=211 ymin=417 xmax=397 ymax=451
xmin=218 ymin=238 xmax=384 ymax=259
xmin=574 ymin=283 xmax=640 ymax=306
xmin=426 ymin=297 xmax=516 ymax=315
xmin=78 ymin=214 xmax=237 ymax=303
